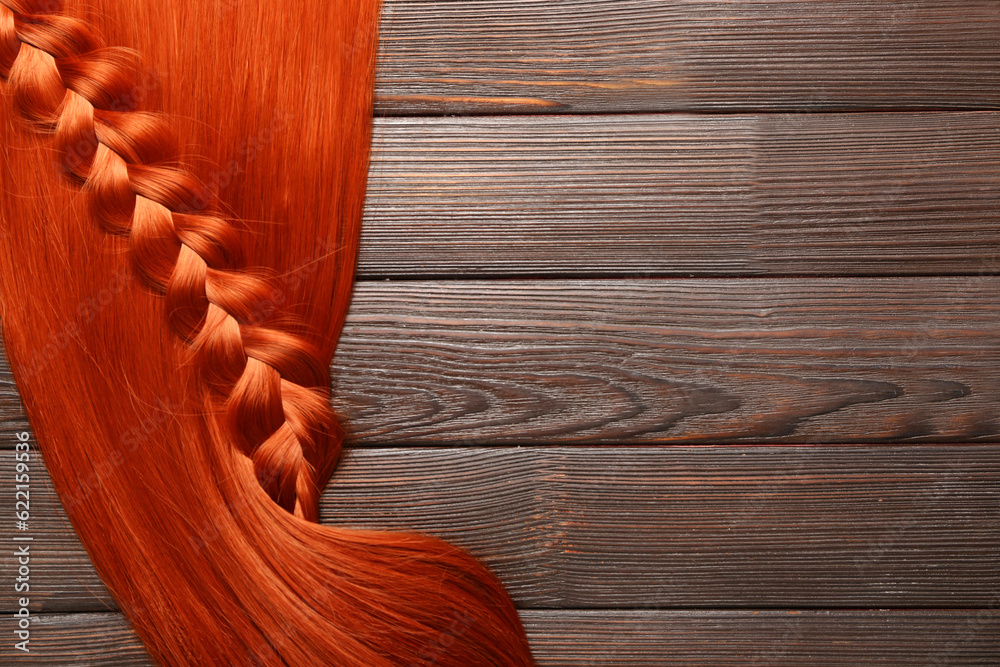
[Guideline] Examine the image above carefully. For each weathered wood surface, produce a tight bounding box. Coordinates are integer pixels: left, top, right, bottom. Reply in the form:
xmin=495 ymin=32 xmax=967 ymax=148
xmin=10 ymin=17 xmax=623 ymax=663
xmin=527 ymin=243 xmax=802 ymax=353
xmin=2 ymin=278 xmax=997 ymax=447
xmin=3 ymin=446 xmax=998 ymax=613
xmin=360 ymin=114 xmax=1000 ymax=277
xmin=375 ymin=0 xmax=1000 ymax=114
xmin=329 ymin=279 xmax=1000 ymax=444
xmin=5 ymin=609 xmax=1000 ymax=666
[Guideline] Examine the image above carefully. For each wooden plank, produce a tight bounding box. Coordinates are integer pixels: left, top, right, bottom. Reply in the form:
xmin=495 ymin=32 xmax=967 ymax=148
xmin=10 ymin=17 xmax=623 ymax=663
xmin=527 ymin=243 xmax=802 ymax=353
xmin=332 ymin=278 xmax=1000 ymax=443
xmin=2 ymin=278 xmax=998 ymax=445
xmin=359 ymin=114 xmax=1000 ymax=276
xmin=523 ymin=610 xmax=1000 ymax=666
xmin=0 ymin=614 xmax=150 ymax=666
xmin=375 ymin=0 xmax=1000 ymax=114
xmin=2 ymin=446 xmax=998 ymax=613
xmin=4 ymin=608 xmax=1000 ymax=666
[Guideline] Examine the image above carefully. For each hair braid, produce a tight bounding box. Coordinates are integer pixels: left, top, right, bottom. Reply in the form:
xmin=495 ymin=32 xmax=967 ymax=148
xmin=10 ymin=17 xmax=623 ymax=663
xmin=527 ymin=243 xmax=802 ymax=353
xmin=0 ymin=0 xmax=339 ymax=521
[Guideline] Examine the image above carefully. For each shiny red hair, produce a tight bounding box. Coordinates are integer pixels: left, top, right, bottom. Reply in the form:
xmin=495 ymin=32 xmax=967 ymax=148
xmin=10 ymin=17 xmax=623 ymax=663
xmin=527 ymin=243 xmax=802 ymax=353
xmin=0 ymin=0 xmax=534 ymax=663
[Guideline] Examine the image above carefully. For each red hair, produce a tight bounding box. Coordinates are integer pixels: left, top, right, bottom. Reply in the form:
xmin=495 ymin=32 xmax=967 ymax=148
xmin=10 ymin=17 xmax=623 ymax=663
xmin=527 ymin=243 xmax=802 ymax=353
xmin=0 ymin=0 xmax=534 ymax=663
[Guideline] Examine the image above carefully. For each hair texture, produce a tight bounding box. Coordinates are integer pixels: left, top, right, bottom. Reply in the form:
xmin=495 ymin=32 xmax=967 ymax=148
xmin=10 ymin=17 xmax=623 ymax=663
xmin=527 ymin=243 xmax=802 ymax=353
xmin=0 ymin=1 xmax=534 ymax=664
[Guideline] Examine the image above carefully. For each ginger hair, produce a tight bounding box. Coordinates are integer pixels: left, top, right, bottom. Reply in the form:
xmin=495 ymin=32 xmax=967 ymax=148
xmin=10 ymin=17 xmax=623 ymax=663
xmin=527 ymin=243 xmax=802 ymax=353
xmin=0 ymin=0 xmax=534 ymax=664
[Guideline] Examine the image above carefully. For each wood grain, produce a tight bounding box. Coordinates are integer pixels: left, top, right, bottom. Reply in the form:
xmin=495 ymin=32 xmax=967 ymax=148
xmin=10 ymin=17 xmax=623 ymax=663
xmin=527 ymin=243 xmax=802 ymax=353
xmin=332 ymin=278 xmax=1000 ymax=444
xmin=5 ymin=609 xmax=1000 ymax=666
xmin=375 ymin=0 xmax=1000 ymax=114
xmin=523 ymin=610 xmax=1000 ymax=666
xmin=360 ymin=114 xmax=1000 ymax=276
xmin=0 ymin=614 xmax=150 ymax=667
xmin=3 ymin=446 xmax=998 ymax=613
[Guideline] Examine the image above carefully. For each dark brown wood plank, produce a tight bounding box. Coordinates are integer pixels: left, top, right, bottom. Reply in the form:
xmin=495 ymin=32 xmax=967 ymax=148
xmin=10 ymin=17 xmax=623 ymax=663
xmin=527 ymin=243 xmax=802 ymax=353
xmin=524 ymin=610 xmax=1000 ymax=666
xmin=2 ymin=278 xmax=998 ymax=446
xmin=360 ymin=114 xmax=1000 ymax=276
xmin=375 ymin=1 xmax=1000 ymax=114
xmin=4 ymin=608 xmax=1000 ymax=666
xmin=3 ymin=446 xmax=997 ymax=613
xmin=0 ymin=614 xmax=150 ymax=666
xmin=335 ymin=278 xmax=1000 ymax=443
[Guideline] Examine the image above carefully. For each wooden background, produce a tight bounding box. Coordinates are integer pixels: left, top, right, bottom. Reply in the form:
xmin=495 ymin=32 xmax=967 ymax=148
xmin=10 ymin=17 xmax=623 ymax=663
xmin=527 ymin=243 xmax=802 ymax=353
xmin=3 ymin=1 xmax=1000 ymax=664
